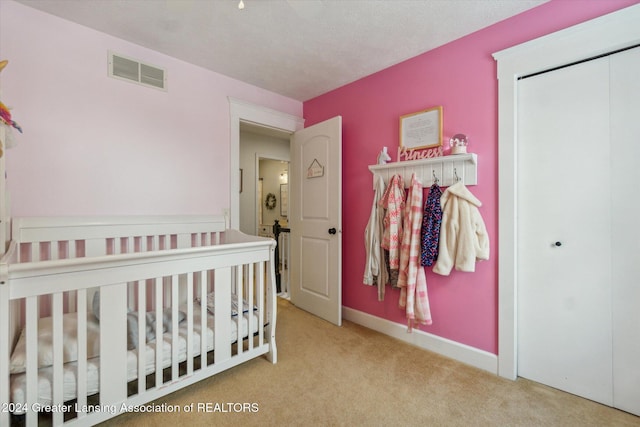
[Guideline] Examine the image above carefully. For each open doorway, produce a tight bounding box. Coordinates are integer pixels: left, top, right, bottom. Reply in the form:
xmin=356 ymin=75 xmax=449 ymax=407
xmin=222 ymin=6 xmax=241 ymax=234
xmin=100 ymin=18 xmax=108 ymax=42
xmin=239 ymin=121 xmax=292 ymax=298
xmin=238 ymin=122 xmax=290 ymax=235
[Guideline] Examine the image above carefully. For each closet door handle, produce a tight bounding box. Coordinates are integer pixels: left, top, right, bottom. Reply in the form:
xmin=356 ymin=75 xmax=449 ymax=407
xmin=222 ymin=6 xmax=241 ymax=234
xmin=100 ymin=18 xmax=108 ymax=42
xmin=328 ymin=228 xmax=337 ymax=235
xmin=553 ymin=241 xmax=562 ymax=247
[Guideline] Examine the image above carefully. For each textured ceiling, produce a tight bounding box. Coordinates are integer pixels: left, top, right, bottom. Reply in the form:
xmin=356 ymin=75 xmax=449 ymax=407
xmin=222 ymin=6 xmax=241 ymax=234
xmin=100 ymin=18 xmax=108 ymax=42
xmin=16 ymin=0 xmax=548 ymax=101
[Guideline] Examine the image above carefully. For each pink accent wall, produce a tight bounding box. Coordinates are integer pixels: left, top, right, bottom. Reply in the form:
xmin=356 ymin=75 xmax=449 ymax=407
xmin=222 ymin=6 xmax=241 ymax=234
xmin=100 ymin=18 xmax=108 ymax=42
xmin=303 ymin=0 xmax=639 ymax=354
xmin=0 ymin=1 xmax=301 ymax=216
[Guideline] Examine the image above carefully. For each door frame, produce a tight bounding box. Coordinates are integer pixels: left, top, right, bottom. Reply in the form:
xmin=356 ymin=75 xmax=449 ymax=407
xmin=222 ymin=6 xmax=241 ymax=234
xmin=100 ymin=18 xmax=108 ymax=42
xmin=228 ymin=98 xmax=304 ymax=229
xmin=493 ymin=5 xmax=640 ymax=380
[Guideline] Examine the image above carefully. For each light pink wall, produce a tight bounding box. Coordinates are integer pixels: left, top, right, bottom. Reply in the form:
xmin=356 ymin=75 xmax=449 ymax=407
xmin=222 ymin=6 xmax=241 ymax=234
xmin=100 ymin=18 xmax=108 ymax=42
xmin=303 ymin=0 xmax=639 ymax=354
xmin=0 ymin=0 xmax=301 ymax=216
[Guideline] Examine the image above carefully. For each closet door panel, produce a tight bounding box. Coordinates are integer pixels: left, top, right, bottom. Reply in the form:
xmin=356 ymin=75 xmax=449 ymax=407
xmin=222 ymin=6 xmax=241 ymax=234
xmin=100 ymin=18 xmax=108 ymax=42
xmin=516 ymin=58 xmax=613 ymax=405
xmin=610 ymin=47 xmax=640 ymax=416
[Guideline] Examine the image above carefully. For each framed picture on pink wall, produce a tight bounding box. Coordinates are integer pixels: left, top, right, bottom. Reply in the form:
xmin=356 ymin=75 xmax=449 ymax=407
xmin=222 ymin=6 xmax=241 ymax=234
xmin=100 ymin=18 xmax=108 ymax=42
xmin=399 ymin=106 xmax=443 ymax=150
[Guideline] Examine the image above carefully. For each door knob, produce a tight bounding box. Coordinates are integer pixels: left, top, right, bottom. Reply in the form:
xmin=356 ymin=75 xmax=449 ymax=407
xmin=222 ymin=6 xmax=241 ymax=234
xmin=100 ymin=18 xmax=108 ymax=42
xmin=554 ymin=241 xmax=562 ymax=247
xmin=328 ymin=228 xmax=337 ymax=235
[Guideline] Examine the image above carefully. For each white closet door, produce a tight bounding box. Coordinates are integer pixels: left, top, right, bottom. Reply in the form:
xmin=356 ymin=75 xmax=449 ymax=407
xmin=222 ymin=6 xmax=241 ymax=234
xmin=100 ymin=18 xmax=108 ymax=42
xmin=516 ymin=57 xmax=614 ymax=405
xmin=610 ymin=47 xmax=640 ymax=416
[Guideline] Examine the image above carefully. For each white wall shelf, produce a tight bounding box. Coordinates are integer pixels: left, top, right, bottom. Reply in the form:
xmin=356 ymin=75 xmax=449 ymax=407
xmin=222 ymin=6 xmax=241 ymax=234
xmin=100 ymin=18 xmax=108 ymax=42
xmin=368 ymin=153 xmax=478 ymax=188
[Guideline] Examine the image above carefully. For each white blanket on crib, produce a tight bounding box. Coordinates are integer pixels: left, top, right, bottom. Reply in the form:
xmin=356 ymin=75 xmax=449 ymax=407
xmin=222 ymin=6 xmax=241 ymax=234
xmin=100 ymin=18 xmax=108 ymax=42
xmin=9 ymin=302 xmax=261 ymax=412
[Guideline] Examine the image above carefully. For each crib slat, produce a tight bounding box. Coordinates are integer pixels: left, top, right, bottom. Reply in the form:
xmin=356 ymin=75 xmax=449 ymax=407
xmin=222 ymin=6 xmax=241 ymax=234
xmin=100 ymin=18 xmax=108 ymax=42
xmin=52 ymin=292 xmax=63 ymax=426
xmin=99 ymin=283 xmax=127 ymax=405
xmin=30 ymin=242 xmax=39 ymax=262
xmin=76 ymin=288 xmax=88 ymax=418
xmin=177 ymin=234 xmax=190 ymax=249
xmin=51 ymin=240 xmax=59 ymax=260
xmin=85 ymin=239 xmax=104 ymax=257
xmin=122 ymin=236 xmax=131 ymax=253
xmin=199 ymin=271 xmax=207 ymax=368
xmin=128 ymin=280 xmax=135 ymax=311
xmin=154 ymin=277 xmax=163 ymax=387
xmin=137 ymin=281 xmax=146 ymax=394
xmin=214 ymin=267 xmax=232 ymax=364
xmin=171 ymin=274 xmax=179 ymax=381
xmin=265 ymin=254 xmax=277 ymax=363
xmin=236 ymin=266 xmax=243 ymax=354
xmin=186 ymin=272 xmax=194 ymax=375
xmin=247 ymin=263 xmax=254 ymax=351
xmin=16 ymin=243 xmax=23 ymax=263
xmin=258 ymin=261 xmax=265 ymax=347
xmin=25 ymin=296 xmax=38 ymax=427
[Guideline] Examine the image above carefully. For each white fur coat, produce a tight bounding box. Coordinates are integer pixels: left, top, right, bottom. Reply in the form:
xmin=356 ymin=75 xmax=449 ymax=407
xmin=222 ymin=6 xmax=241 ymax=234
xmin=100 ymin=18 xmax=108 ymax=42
xmin=433 ymin=182 xmax=489 ymax=275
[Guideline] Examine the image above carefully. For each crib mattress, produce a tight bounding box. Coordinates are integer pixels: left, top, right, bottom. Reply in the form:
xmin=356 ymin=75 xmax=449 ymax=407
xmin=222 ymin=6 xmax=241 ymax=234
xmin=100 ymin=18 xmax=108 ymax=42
xmin=9 ymin=303 xmax=262 ymax=412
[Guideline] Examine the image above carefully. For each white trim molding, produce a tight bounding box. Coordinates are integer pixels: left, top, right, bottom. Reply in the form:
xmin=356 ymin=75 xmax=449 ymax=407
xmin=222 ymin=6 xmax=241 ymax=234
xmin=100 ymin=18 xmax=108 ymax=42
xmin=343 ymin=306 xmax=498 ymax=374
xmin=228 ymin=98 xmax=304 ymax=229
xmin=492 ymin=4 xmax=640 ymax=380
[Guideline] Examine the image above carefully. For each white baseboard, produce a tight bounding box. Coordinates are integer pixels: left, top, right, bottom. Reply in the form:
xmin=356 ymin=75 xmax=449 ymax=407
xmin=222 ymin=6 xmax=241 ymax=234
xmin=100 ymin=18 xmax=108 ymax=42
xmin=342 ymin=306 xmax=498 ymax=374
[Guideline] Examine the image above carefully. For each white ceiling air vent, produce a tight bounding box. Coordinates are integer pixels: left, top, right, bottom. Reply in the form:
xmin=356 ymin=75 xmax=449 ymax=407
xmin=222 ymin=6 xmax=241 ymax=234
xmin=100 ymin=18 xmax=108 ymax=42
xmin=108 ymin=51 xmax=166 ymax=91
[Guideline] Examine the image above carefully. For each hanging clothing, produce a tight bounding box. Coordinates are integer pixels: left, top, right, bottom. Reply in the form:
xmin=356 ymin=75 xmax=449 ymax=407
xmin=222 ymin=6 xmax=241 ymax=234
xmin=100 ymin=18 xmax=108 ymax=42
xmin=383 ymin=249 xmax=400 ymax=288
xmin=420 ymin=183 xmax=443 ymax=267
xmin=433 ymin=181 xmax=490 ymax=276
xmin=380 ymin=174 xmax=405 ymax=272
xmin=397 ymin=174 xmax=432 ymax=329
xmin=363 ymin=174 xmax=389 ymax=301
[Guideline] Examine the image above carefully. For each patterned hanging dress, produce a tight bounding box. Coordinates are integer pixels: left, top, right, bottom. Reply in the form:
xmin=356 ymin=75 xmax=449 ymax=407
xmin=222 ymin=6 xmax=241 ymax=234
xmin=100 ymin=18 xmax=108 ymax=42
xmin=420 ymin=183 xmax=443 ymax=267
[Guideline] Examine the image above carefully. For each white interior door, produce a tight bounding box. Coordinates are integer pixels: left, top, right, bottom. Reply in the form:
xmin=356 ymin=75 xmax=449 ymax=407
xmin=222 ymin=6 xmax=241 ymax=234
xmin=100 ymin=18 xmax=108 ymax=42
xmin=610 ymin=47 xmax=640 ymax=416
xmin=517 ymin=47 xmax=640 ymax=415
xmin=517 ymin=57 xmax=612 ymax=405
xmin=289 ymin=116 xmax=342 ymax=326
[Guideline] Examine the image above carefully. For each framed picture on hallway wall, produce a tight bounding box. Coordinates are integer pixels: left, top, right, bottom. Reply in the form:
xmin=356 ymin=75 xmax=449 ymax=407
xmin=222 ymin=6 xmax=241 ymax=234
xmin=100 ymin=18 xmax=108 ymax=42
xmin=399 ymin=106 xmax=443 ymax=150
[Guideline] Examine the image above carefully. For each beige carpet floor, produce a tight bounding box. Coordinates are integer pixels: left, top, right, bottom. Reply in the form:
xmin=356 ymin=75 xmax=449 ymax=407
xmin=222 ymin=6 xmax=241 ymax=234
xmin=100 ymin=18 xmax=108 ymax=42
xmin=100 ymin=298 xmax=640 ymax=427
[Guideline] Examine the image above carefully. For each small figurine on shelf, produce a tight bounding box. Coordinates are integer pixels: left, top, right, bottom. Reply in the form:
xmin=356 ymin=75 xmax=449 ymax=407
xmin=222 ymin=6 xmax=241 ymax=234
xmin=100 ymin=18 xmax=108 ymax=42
xmin=377 ymin=146 xmax=391 ymax=165
xmin=449 ymin=134 xmax=468 ymax=155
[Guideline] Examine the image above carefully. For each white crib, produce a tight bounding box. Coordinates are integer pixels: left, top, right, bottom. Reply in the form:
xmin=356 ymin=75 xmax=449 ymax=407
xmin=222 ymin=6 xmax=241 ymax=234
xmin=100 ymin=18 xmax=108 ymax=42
xmin=0 ymin=215 xmax=277 ymax=426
